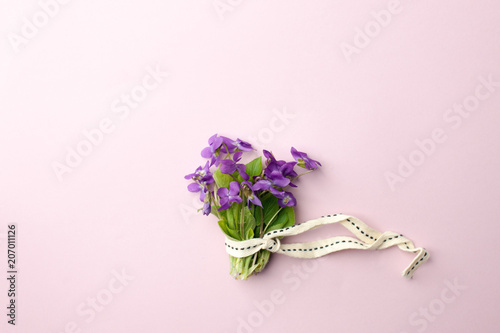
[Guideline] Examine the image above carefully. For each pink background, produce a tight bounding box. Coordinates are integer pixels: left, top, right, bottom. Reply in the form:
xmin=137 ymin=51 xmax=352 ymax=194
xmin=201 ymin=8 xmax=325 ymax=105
xmin=1 ymin=0 xmax=500 ymax=332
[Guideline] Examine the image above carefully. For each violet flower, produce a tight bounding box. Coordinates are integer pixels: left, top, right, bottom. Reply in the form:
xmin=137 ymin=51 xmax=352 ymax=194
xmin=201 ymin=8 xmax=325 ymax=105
xmin=253 ymin=176 xmax=289 ymax=192
xmin=220 ymin=136 xmax=237 ymax=154
xmin=291 ymin=147 xmax=321 ymax=170
xmin=275 ymin=191 xmax=297 ymax=207
xmin=263 ymin=161 xmax=291 ymax=187
xmin=241 ymin=181 xmax=262 ymax=207
xmin=184 ymin=161 xmax=213 ymax=183
xmin=202 ymin=201 xmax=211 ymax=216
xmin=201 ymin=134 xmax=224 ymax=166
xmin=263 ymin=150 xmax=298 ymax=179
xmin=217 ymin=181 xmax=243 ymax=210
xmin=263 ymin=150 xmax=276 ymax=164
xmin=265 ymin=160 xmax=297 ymax=180
xmin=219 ymin=152 xmax=249 ymax=181
xmin=233 ymin=138 xmax=254 ymax=152
xmin=187 ymin=182 xmax=208 ymax=201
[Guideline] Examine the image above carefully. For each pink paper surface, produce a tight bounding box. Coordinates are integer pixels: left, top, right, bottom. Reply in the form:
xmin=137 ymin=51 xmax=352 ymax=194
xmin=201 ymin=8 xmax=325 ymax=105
xmin=1 ymin=1 xmax=499 ymax=332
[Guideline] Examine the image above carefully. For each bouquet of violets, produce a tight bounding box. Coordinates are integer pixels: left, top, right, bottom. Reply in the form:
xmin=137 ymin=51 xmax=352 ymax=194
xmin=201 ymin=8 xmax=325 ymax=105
xmin=185 ymin=134 xmax=321 ymax=279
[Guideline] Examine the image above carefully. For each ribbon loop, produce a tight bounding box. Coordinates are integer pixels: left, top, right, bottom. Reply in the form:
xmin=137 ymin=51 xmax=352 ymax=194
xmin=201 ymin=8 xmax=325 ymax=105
xmin=263 ymin=237 xmax=280 ymax=253
xmin=224 ymin=214 xmax=429 ymax=279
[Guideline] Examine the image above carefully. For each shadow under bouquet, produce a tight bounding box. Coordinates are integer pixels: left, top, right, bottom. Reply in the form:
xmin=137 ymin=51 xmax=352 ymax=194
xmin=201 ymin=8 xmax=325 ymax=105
xmin=185 ymin=134 xmax=320 ymax=279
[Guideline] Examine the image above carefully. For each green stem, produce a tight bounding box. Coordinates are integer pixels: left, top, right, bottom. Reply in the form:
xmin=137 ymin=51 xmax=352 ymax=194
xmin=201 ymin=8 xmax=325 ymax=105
xmin=223 ymin=144 xmax=233 ymax=160
xmin=259 ymin=206 xmax=264 ymax=237
xmin=240 ymin=197 xmax=245 ymax=238
xmin=209 ymin=191 xmax=221 ymax=220
xmin=290 ymin=170 xmax=314 ymax=183
xmin=262 ymin=207 xmax=283 ymax=234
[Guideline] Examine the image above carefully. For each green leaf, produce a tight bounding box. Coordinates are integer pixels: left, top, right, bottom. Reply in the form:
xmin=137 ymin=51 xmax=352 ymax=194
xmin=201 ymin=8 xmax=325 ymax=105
xmin=243 ymin=207 xmax=256 ymax=240
xmin=218 ymin=218 xmax=241 ymax=240
xmin=254 ymin=205 xmax=263 ymax=228
xmin=282 ymin=207 xmax=295 ymax=228
xmin=217 ymin=220 xmax=231 ymax=237
xmin=266 ymin=207 xmax=295 ymax=232
xmin=245 ymin=157 xmax=262 ymax=178
xmin=211 ymin=204 xmax=220 ymax=217
xmin=226 ymin=226 xmax=242 ymax=240
xmin=213 ymin=168 xmax=232 ymax=189
xmin=245 ymin=228 xmax=254 ymax=240
xmin=261 ymin=193 xmax=280 ymax=226
xmin=226 ymin=203 xmax=238 ymax=231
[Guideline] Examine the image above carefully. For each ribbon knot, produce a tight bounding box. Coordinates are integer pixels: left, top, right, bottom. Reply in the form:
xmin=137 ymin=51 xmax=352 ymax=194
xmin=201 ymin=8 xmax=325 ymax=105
xmin=263 ymin=237 xmax=280 ymax=253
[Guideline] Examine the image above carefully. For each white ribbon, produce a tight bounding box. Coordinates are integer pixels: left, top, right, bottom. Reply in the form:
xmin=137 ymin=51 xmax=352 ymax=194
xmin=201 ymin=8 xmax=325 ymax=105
xmin=224 ymin=214 xmax=429 ymax=278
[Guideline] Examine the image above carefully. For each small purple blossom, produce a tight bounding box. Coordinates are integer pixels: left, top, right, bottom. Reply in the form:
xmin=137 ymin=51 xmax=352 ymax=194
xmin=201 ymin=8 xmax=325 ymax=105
xmin=278 ymin=161 xmax=298 ymax=179
xmin=241 ymin=181 xmax=262 ymax=207
xmin=252 ymin=179 xmax=271 ymax=192
xmin=201 ymin=134 xmax=224 ymax=165
xmin=253 ymin=159 xmax=294 ymax=198
xmin=219 ymin=152 xmax=249 ymax=181
xmin=220 ymin=137 xmax=254 ymax=154
xmin=254 ymin=177 xmax=290 ymax=191
xmin=252 ymin=179 xmax=286 ymax=198
xmin=202 ymin=201 xmax=211 ymax=216
xmin=264 ymin=162 xmax=291 ymax=187
xmin=233 ymin=138 xmax=254 ymax=152
xmin=263 ymin=150 xmax=276 ymax=164
xmin=187 ymin=182 xmax=208 ymax=201
xmin=265 ymin=160 xmax=297 ymax=179
xmin=291 ymin=147 xmax=321 ymax=170
xmin=217 ymin=181 xmax=243 ymax=211
xmin=220 ymin=136 xmax=237 ymax=154
xmin=275 ymin=191 xmax=297 ymax=207
xmin=184 ymin=161 xmax=213 ymax=183
xmin=263 ymin=150 xmax=298 ymax=179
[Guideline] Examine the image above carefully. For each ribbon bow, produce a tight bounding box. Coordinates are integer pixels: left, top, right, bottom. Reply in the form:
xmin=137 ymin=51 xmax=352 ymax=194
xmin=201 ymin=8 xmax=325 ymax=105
xmin=224 ymin=214 xmax=429 ymax=278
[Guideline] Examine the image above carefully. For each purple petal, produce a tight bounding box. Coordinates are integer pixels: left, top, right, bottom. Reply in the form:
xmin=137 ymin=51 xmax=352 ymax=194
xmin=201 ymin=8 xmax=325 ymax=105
xmin=263 ymin=150 xmax=274 ymax=160
xmin=249 ymin=195 xmax=262 ymax=207
xmin=208 ymin=134 xmax=218 ymax=145
xmin=290 ymin=147 xmax=303 ymax=160
xmin=220 ymin=159 xmax=237 ymax=174
xmin=280 ymin=162 xmax=296 ymax=177
xmin=212 ymin=136 xmax=223 ymax=149
xmin=201 ymin=175 xmax=214 ymax=184
xmin=187 ymin=183 xmax=201 ymax=193
xmin=270 ymin=187 xmax=285 ymax=198
xmin=201 ymin=161 xmax=210 ymax=172
xmin=233 ymin=151 xmax=243 ymax=161
xmin=210 ymin=156 xmax=219 ymax=167
xmin=253 ymin=180 xmax=271 ymax=191
xmin=265 ymin=161 xmax=279 ymax=175
xmin=217 ymin=187 xmax=228 ymax=198
xmin=228 ymin=181 xmax=240 ymax=195
xmin=218 ymin=199 xmax=230 ymax=211
xmin=201 ymin=146 xmax=213 ymax=158
xmin=269 ymin=172 xmax=290 ymax=187
xmin=235 ymin=139 xmax=254 ymax=151
xmin=220 ymin=136 xmax=237 ymax=153
xmin=202 ymin=202 xmax=211 ymax=215
xmin=229 ymin=195 xmax=242 ymax=204
xmin=237 ymin=164 xmax=249 ymax=181
xmin=278 ymin=192 xmax=296 ymax=207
